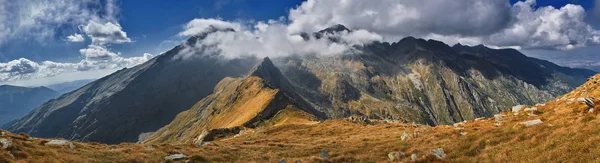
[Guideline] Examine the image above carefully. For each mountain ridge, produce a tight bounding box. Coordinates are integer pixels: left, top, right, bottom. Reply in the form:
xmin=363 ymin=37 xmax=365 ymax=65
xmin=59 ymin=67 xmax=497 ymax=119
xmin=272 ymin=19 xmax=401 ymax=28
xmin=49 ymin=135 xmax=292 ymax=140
xmin=144 ymin=57 xmax=324 ymax=144
xmin=6 ymin=24 xmax=596 ymax=144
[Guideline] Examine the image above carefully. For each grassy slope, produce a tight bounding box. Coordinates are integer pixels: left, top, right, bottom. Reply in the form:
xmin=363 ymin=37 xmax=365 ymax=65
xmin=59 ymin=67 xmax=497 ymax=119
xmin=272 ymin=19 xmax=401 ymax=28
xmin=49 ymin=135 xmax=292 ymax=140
xmin=1 ymin=75 xmax=600 ymax=162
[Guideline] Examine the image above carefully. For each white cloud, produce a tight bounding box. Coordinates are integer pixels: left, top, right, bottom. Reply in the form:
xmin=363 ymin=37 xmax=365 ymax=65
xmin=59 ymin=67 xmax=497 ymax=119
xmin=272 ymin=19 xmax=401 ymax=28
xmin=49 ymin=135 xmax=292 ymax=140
xmin=179 ymin=18 xmax=242 ymax=36
xmin=177 ymin=18 xmax=382 ymax=59
xmin=0 ymin=0 xmax=119 ymax=45
xmin=0 ymin=52 xmax=154 ymax=86
xmin=82 ymin=21 xmax=132 ymax=44
xmin=287 ymin=0 xmax=600 ymax=50
xmin=288 ymin=0 xmax=512 ymax=37
xmin=66 ymin=33 xmax=85 ymax=42
xmin=487 ymin=0 xmax=600 ymax=50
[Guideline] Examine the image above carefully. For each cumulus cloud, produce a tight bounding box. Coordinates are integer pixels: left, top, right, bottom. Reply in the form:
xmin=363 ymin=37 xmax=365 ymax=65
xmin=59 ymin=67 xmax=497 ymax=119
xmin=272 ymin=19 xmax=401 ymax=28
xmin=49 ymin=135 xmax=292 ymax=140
xmin=487 ymin=0 xmax=600 ymax=50
xmin=177 ymin=18 xmax=382 ymax=59
xmin=66 ymin=33 xmax=85 ymax=42
xmin=0 ymin=0 xmax=145 ymax=86
xmin=82 ymin=21 xmax=132 ymax=44
xmin=287 ymin=0 xmax=600 ymax=50
xmin=0 ymin=0 xmax=120 ymax=45
xmin=288 ymin=0 xmax=512 ymax=37
xmin=179 ymin=18 xmax=243 ymax=37
xmin=0 ymin=52 xmax=154 ymax=86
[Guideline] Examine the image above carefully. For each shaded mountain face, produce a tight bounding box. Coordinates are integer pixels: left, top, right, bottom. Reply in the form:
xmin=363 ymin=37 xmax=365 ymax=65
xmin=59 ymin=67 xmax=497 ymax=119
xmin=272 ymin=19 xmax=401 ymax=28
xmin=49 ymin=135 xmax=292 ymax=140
xmin=144 ymin=57 xmax=324 ymax=144
xmin=8 ymin=29 xmax=259 ymax=144
xmin=46 ymin=79 xmax=95 ymax=94
xmin=0 ymin=85 xmax=58 ymax=128
xmin=273 ymin=36 xmax=595 ymax=125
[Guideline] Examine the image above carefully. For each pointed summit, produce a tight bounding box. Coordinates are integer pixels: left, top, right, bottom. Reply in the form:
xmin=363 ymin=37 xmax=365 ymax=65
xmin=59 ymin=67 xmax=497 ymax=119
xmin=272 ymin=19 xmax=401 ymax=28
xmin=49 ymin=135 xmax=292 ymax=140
xmin=248 ymin=57 xmax=295 ymax=92
xmin=318 ymin=24 xmax=350 ymax=34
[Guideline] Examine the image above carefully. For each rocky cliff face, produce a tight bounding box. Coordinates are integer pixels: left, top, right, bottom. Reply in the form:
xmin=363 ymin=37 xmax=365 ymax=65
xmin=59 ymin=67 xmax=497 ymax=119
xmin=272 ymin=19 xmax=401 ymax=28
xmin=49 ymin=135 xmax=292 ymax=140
xmin=273 ymin=29 xmax=595 ymax=125
xmin=8 ymin=29 xmax=258 ymax=144
xmin=0 ymin=85 xmax=58 ymax=128
xmin=144 ymin=57 xmax=324 ymax=144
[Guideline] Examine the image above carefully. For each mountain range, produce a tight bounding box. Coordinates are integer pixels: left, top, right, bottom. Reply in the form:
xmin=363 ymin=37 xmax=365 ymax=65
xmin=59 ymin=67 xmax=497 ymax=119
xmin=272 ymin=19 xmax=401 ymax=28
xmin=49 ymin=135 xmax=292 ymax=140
xmin=6 ymin=25 xmax=596 ymax=144
xmin=0 ymin=85 xmax=59 ymax=128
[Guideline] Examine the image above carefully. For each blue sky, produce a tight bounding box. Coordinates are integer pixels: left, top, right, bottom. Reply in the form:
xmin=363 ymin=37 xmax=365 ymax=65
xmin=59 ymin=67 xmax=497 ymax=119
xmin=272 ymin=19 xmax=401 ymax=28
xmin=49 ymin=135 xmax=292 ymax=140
xmin=1 ymin=0 xmax=600 ymax=86
xmin=0 ymin=0 xmax=306 ymax=62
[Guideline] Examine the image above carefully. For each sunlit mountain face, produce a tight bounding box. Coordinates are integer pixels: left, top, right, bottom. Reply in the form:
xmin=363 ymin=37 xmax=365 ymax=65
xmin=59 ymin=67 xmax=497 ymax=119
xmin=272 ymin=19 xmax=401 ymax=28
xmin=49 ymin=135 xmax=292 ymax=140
xmin=1 ymin=0 xmax=600 ymax=162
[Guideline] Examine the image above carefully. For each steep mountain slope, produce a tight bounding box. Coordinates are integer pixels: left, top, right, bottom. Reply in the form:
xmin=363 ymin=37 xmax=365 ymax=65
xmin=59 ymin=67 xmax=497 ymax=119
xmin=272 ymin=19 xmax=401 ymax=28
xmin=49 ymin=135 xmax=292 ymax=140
xmin=144 ymin=57 xmax=325 ymax=144
xmin=274 ymin=28 xmax=595 ymax=125
xmin=2 ymin=74 xmax=600 ymax=162
xmin=0 ymin=85 xmax=58 ymax=128
xmin=8 ymin=29 xmax=259 ymax=144
xmin=46 ymin=79 xmax=94 ymax=95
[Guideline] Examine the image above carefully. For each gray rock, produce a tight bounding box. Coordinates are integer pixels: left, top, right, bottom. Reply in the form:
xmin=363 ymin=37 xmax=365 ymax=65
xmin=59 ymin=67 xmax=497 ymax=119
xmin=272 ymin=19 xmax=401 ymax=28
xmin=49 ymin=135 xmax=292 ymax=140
xmin=411 ymin=154 xmax=418 ymax=161
xmin=164 ymin=154 xmax=187 ymax=161
xmin=401 ymin=131 xmax=410 ymax=140
xmin=524 ymin=107 xmax=538 ymax=112
xmin=278 ymin=159 xmax=287 ymax=163
xmin=430 ymin=148 xmax=446 ymax=159
xmin=512 ymin=105 xmax=526 ymax=113
xmin=388 ymin=151 xmax=404 ymax=161
xmin=45 ymin=140 xmax=75 ymax=148
xmin=578 ymin=98 xmax=595 ymax=109
xmin=144 ymin=145 xmax=155 ymax=150
xmin=460 ymin=132 xmax=467 ymax=135
xmin=0 ymin=138 xmax=12 ymax=149
xmin=520 ymin=119 xmax=543 ymax=127
xmin=137 ymin=132 xmax=155 ymax=143
xmin=494 ymin=114 xmax=504 ymax=122
xmin=320 ymin=149 xmax=331 ymax=159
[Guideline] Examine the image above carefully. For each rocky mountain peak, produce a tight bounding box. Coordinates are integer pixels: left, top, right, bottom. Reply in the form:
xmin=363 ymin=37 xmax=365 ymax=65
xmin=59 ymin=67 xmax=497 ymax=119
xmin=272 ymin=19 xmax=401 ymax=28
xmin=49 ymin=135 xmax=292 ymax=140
xmin=184 ymin=26 xmax=236 ymax=46
xmin=318 ymin=24 xmax=350 ymax=34
xmin=248 ymin=57 xmax=295 ymax=92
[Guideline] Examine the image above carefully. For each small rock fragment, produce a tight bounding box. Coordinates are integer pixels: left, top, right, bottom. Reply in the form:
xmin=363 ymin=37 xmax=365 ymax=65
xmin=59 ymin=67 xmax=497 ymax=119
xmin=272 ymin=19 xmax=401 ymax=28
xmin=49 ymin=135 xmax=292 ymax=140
xmin=144 ymin=145 xmax=155 ymax=150
xmin=278 ymin=159 xmax=287 ymax=163
xmin=453 ymin=122 xmax=464 ymax=127
xmin=524 ymin=107 xmax=537 ymax=112
xmin=320 ymin=149 xmax=331 ymax=159
xmin=460 ymin=132 xmax=467 ymax=135
xmin=388 ymin=151 xmax=404 ymax=161
xmin=512 ymin=105 xmax=526 ymax=113
xmin=0 ymin=138 xmax=12 ymax=149
xmin=494 ymin=114 xmax=504 ymax=122
xmin=430 ymin=148 xmax=446 ymax=159
xmin=400 ymin=131 xmax=411 ymax=141
xmin=520 ymin=119 xmax=543 ymax=127
xmin=411 ymin=154 xmax=418 ymax=161
xmin=45 ymin=140 xmax=75 ymax=148
xmin=164 ymin=154 xmax=187 ymax=161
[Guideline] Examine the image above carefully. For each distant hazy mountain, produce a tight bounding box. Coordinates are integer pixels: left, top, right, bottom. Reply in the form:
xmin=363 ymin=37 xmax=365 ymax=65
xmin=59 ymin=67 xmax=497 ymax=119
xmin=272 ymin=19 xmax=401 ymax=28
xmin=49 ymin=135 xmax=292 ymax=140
xmin=8 ymin=25 xmax=596 ymax=144
xmin=0 ymin=85 xmax=58 ymax=128
xmin=46 ymin=79 xmax=95 ymax=94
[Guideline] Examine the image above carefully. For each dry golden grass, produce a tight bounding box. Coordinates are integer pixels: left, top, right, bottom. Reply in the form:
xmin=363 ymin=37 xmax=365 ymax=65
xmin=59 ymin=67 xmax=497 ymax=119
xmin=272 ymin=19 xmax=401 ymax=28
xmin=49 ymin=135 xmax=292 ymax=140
xmin=2 ymin=75 xmax=600 ymax=162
